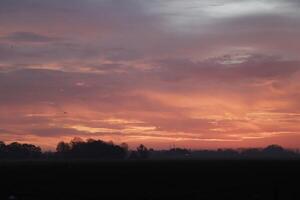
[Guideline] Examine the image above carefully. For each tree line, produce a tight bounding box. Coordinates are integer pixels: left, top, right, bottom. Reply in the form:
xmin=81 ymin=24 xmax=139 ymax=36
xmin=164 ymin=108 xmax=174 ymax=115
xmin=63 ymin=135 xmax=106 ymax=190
xmin=0 ymin=138 xmax=299 ymax=160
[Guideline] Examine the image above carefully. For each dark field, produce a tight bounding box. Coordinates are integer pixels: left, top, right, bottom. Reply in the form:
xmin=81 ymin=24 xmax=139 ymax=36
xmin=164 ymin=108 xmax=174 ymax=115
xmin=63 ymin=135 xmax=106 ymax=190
xmin=0 ymin=160 xmax=299 ymax=200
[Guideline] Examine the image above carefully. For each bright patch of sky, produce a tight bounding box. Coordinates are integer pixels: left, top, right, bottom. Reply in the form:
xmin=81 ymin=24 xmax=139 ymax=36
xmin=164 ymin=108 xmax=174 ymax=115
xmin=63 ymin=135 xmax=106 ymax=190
xmin=146 ymin=0 xmax=295 ymax=30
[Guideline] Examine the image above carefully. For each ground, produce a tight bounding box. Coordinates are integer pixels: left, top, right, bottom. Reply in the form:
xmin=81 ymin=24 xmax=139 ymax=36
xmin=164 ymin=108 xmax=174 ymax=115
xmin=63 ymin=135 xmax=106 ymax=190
xmin=0 ymin=160 xmax=299 ymax=200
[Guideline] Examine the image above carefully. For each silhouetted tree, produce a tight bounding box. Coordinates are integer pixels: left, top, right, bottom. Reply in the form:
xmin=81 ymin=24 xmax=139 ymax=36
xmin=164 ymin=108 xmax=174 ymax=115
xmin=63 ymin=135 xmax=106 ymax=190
xmin=263 ymin=144 xmax=284 ymax=154
xmin=56 ymin=142 xmax=71 ymax=157
xmin=128 ymin=151 xmax=139 ymax=160
xmin=56 ymin=138 xmax=127 ymax=160
xmin=120 ymin=143 xmax=129 ymax=152
xmin=241 ymin=148 xmax=261 ymax=159
xmin=70 ymin=137 xmax=84 ymax=147
xmin=137 ymin=144 xmax=149 ymax=159
xmin=43 ymin=151 xmax=56 ymax=159
xmin=262 ymin=144 xmax=296 ymax=158
xmin=169 ymin=148 xmax=191 ymax=156
xmin=0 ymin=139 xmax=299 ymax=160
xmin=22 ymin=144 xmax=42 ymax=158
xmin=0 ymin=141 xmax=5 ymax=148
xmin=4 ymin=142 xmax=41 ymax=159
xmin=216 ymin=149 xmax=240 ymax=159
xmin=0 ymin=141 xmax=5 ymax=158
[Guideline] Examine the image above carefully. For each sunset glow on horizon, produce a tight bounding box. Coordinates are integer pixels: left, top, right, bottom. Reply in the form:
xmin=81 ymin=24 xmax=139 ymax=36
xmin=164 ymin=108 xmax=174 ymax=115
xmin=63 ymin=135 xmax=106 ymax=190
xmin=1 ymin=0 xmax=300 ymax=150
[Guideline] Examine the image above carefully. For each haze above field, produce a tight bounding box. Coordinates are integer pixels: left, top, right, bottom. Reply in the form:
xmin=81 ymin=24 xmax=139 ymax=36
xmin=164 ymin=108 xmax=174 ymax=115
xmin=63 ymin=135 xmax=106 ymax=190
xmin=0 ymin=0 xmax=300 ymax=150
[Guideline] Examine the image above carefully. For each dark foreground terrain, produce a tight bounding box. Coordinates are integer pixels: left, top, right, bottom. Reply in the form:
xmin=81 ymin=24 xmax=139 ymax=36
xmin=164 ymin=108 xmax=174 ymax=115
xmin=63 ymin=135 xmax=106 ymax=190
xmin=0 ymin=160 xmax=299 ymax=200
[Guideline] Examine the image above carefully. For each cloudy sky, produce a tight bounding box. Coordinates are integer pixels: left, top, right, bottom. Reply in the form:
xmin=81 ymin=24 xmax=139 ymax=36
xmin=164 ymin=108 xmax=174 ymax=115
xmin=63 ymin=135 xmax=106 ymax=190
xmin=1 ymin=0 xmax=300 ymax=150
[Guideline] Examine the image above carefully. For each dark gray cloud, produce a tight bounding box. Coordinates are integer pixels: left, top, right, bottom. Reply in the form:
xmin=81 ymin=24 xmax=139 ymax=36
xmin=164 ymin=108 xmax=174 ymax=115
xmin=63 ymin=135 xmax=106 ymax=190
xmin=1 ymin=32 xmax=60 ymax=43
xmin=153 ymin=54 xmax=300 ymax=83
xmin=0 ymin=0 xmax=300 ymax=69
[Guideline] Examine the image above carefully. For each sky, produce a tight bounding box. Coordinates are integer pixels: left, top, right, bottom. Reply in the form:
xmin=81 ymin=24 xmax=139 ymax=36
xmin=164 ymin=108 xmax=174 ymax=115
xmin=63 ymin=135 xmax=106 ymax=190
xmin=1 ymin=0 xmax=300 ymax=150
